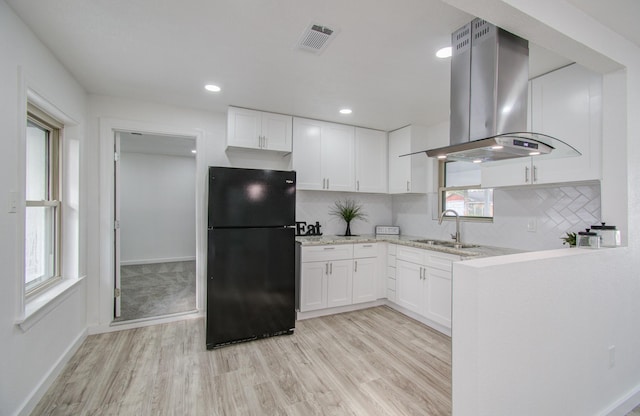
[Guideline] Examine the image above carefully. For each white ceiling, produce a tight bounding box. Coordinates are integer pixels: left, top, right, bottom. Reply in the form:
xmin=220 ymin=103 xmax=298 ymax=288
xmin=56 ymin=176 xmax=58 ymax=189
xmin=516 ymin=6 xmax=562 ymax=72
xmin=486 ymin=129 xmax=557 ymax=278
xmin=7 ymin=0 xmax=634 ymax=132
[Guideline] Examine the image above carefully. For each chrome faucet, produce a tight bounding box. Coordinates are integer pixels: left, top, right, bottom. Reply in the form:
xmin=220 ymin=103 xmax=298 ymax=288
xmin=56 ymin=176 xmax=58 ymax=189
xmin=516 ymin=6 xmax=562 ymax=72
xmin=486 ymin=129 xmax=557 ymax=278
xmin=439 ymin=209 xmax=461 ymax=246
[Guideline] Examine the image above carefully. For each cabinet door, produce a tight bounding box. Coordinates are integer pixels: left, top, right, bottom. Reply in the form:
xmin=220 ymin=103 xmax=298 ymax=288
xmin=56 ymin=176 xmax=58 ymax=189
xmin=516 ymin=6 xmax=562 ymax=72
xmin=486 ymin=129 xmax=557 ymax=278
xmin=531 ymin=64 xmax=601 ymax=184
xmin=396 ymin=260 xmax=424 ymax=315
xmin=352 ymin=257 xmax=378 ymax=304
xmin=227 ymin=107 xmax=261 ymax=149
xmin=262 ymin=112 xmax=292 ymax=152
xmin=322 ymin=124 xmax=355 ymax=192
xmin=355 ymin=128 xmax=388 ymax=193
xmin=299 ymin=262 xmax=326 ymax=312
xmin=293 ymin=118 xmax=324 ymax=190
xmin=424 ymin=267 xmax=452 ymax=328
xmin=326 ymin=259 xmax=353 ymax=308
xmin=388 ymin=127 xmax=411 ymax=193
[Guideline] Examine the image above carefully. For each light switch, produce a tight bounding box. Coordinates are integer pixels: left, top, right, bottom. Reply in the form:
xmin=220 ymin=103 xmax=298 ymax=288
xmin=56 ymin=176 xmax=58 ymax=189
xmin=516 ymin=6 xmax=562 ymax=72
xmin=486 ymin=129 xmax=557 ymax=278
xmin=8 ymin=192 xmax=18 ymax=213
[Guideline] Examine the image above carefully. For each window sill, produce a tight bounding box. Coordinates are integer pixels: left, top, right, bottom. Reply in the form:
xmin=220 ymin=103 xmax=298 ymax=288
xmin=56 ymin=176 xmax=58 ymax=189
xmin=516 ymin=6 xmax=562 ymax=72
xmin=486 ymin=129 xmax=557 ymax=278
xmin=16 ymin=276 xmax=85 ymax=331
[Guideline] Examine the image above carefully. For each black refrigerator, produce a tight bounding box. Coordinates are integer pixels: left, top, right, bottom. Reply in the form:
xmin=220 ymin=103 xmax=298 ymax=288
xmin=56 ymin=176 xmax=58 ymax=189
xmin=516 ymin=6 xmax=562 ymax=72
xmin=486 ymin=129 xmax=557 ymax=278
xmin=206 ymin=166 xmax=296 ymax=349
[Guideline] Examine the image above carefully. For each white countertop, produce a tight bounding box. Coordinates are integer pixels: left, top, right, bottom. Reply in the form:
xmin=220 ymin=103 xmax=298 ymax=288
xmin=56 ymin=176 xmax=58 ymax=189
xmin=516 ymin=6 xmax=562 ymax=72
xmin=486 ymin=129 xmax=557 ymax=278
xmin=295 ymin=234 xmax=524 ymax=259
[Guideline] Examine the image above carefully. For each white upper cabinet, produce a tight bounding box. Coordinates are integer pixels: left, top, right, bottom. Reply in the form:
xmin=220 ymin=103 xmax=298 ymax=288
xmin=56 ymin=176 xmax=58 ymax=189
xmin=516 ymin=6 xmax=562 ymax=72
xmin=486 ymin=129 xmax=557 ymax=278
xmin=481 ymin=64 xmax=602 ymax=187
xmin=293 ymin=117 xmax=355 ymax=191
xmin=227 ymin=107 xmax=292 ymax=152
xmin=355 ymin=127 xmax=388 ymax=193
xmin=388 ymin=125 xmax=431 ymax=194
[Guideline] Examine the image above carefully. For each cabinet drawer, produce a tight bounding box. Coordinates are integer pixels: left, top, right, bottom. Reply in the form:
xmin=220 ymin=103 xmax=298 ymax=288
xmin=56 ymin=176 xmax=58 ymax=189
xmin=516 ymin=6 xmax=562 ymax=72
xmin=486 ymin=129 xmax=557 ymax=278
xmin=354 ymin=243 xmax=377 ymax=258
xmin=396 ymin=245 xmax=424 ymax=264
xmin=387 ymin=244 xmax=397 ymax=255
xmin=425 ymin=252 xmax=460 ymax=271
xmin=387 ymin=266 xmax=396 ymax=279
xmin=302 ymin=244 xmax=353 ymax=262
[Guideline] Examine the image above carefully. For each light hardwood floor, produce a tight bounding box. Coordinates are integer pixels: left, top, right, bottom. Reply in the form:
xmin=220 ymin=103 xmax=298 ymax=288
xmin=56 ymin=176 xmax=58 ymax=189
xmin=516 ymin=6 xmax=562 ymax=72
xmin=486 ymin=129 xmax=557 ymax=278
xmin=32 ymin=306 xmax=452 ymax=415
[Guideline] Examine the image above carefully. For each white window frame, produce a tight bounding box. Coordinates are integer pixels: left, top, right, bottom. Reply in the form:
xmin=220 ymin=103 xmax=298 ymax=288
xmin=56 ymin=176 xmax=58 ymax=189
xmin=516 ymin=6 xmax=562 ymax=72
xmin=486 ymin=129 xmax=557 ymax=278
xmin=25 ymin=104 xmax=63 ymax=296
xmin=438 ymin=160 xmax=494 ymax=222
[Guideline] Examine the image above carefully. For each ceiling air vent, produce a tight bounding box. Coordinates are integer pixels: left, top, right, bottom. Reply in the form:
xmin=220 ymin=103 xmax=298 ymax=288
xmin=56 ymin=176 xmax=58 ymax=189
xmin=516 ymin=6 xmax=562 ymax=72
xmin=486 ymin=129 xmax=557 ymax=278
xmin=297 ymin=23 xmax=337 ymax=54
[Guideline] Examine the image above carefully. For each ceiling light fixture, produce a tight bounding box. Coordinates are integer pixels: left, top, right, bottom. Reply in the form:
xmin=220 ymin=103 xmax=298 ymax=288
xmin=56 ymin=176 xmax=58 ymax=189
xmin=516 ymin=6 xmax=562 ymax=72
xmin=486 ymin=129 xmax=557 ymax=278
xmin=436 ymin=46 xmax=452 ymax=59
xmin=204 ymin=84 xmax=221 ymax=92
xmin=339 ymin=108 xmax=352 ymax=115
xmin=437 ymin=155 xmax=447 ymax=160
xmin=191 ymin=149 xmax=197 ymax=154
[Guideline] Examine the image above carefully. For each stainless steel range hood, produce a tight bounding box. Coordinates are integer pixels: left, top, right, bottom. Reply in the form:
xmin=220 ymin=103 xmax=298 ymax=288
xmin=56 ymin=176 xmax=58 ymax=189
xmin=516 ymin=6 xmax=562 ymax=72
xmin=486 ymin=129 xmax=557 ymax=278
xmin=420 ymin=18 xmax=579 ymax=163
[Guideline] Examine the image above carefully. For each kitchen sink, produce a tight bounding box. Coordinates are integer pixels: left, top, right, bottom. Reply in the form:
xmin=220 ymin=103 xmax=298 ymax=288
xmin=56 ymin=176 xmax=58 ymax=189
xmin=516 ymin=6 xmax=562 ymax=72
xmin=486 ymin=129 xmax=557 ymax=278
xmin=414 ymin=239 xmax=479 ymax=249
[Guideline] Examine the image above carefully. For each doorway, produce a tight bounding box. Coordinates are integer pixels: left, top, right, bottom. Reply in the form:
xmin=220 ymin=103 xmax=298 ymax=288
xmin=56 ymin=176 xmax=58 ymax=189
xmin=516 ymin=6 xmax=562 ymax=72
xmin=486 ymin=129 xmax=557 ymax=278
xmin=114 ymin=131 xmax=197 ymax=322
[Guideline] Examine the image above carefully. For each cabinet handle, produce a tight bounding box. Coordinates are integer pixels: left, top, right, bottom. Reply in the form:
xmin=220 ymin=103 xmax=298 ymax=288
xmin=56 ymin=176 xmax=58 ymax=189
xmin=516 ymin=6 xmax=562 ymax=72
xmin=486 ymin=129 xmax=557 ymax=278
xmin=524 ymin=166 xmax=530 ymax=183
xmin=357 ymin=180 xmax=360 ymax=191
xmin=264 ymin=136 xmax=268 ymax=149
xmin=354 ymin=260 xmax=358 ymax=272
xmin=533 ymin=165 xmax=538 ymax=183
xmin=406 ymin=181 xmax=410 ymax=192
xmin=323 ymin=247 xmax=335 ymax=250
xmin=330 ymin=263 xmax=333 ymax=275
xmin=362 ymin=244 xmax=372 ymax=247
xmin=322 ymin=178 xmax=326 ymax=189
xmin=327 ymin=178 xmax=330 ymax=189
xmin=325 ymin=263 xmax=329 ymax=275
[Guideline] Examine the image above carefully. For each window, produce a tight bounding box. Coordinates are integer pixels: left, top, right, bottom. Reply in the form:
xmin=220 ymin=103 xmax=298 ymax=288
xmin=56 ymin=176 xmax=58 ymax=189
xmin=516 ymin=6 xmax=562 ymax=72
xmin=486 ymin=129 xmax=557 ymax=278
xmin=25 ymin=104 xmax=62 ymax=295
xmin=439 ymin=161 xmax=493 ymax=220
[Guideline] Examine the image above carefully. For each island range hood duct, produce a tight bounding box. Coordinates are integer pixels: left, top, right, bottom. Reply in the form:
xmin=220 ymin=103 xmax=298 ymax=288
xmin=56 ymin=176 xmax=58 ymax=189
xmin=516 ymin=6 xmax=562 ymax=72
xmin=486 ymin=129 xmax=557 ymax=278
xmin=422 ymin=18 xmax=579 ymax=163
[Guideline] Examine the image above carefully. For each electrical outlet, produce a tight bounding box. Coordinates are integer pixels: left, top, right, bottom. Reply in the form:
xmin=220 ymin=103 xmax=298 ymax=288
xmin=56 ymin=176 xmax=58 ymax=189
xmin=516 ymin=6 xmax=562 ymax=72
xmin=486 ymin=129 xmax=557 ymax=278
xmin=527 ymin=218 xmax=537 ymax=232
xmin=609 ymin=345 xmax=615 ymax=368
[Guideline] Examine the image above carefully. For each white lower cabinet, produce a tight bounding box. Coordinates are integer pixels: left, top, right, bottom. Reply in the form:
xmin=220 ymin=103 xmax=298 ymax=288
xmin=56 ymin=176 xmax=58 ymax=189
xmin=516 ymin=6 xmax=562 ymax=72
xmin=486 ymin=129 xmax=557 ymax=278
xmin=395 ymin=245 xmax=458 ymax=329
xmin=299 ymin=243 xmax=379 ymax=312
xmin=326 ymin=259 xmax=353 ymax=308
xmin=396 ymin=259 xmax=424 ymax=315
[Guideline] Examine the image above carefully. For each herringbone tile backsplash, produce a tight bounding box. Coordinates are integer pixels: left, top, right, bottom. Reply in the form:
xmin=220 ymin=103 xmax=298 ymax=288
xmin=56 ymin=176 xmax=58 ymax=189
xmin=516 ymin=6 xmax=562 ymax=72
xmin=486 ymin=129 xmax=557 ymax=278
xmin=393 ymin=182 xmax=602 ymax=251
xmin=297 ymin=183 xmax=601 ymax=250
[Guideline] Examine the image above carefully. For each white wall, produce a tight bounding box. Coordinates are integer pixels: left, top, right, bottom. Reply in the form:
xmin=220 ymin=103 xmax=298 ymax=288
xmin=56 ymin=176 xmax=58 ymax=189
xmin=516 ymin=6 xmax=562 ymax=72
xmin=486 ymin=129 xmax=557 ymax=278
xmin=296 ymin=190 xmax=392 ymax=236
xmin=453 ymin=248 xmax=640 ymax=416
xmin=120 ymin=151 xmax=196 ymax=264
xmin=0 ymin=2 xmax=87 ymax=415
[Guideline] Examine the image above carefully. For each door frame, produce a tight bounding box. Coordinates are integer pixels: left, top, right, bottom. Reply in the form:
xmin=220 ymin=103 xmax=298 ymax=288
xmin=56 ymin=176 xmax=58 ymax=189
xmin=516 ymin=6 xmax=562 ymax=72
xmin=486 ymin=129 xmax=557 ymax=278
xmin=97 ymin=118 xmax=206 ymax=330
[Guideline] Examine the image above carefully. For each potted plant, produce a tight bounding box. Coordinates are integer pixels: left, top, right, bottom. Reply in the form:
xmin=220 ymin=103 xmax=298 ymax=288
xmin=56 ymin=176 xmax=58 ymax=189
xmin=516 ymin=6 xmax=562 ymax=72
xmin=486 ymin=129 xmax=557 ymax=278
xmin=561 ymin=231 xmax=577 ymax=247
xmin=329 ymin=199 xmax=368 ymax=236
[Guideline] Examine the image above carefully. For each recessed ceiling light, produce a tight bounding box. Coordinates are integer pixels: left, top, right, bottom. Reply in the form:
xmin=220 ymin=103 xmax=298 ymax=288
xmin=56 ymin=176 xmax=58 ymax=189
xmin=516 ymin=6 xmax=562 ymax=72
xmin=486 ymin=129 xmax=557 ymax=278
xmin=472 ymin=159 xmax=483 ymax=164
xmin=339 ymin=108 xmax=352 ymax=115
xmin=191 ymin=149 xmax=197 ymax=154
xmin=529 ymin=151 xmax=541 ymax=156
xmin=490 ymin=145 xmax=504 ymax=150
xmin=437 ymin=155 xmax=447 ymax=160
xmin=204 ymin=84 xmax=221 ymax=92
xmin=436 ymin=46 xmax=452 ymax=59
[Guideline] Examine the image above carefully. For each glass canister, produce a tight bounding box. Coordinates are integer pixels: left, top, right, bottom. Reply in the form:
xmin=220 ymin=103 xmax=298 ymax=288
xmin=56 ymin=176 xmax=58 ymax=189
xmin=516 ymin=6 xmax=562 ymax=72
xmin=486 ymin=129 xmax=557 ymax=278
xmin=577 ymin=229 xmax=601 ymax=249
xmin=590 ymin=223 xmax=621 ymax=247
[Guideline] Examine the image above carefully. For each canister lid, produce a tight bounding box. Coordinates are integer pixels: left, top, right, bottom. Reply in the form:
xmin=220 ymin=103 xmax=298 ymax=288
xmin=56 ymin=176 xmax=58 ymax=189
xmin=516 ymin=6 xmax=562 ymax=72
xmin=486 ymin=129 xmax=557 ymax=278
xmin=591 ymin=222 xmax=617 ymax=230
xmin=578 ymin=228 xmax=598 ymax=236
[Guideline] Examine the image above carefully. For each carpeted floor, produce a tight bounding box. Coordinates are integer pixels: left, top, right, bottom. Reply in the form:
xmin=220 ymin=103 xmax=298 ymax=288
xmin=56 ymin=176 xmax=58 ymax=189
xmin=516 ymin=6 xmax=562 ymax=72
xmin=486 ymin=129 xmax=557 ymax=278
xmin=115 ymin=260 xmax=196 ymax=322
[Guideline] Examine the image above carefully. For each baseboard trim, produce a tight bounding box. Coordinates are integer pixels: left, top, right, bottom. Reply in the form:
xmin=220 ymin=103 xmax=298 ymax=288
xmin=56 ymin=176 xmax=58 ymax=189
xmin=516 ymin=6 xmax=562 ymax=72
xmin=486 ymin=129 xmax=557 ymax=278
xmin=601 ymin=383 xmax=640 ymax=416
xmin=16 ymin=328 xmax=87 ymax=416
xmin=120 ymin=256 xmax=196 ymax=266
xmin=385 ymin=300 xmax=451 ymax=337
